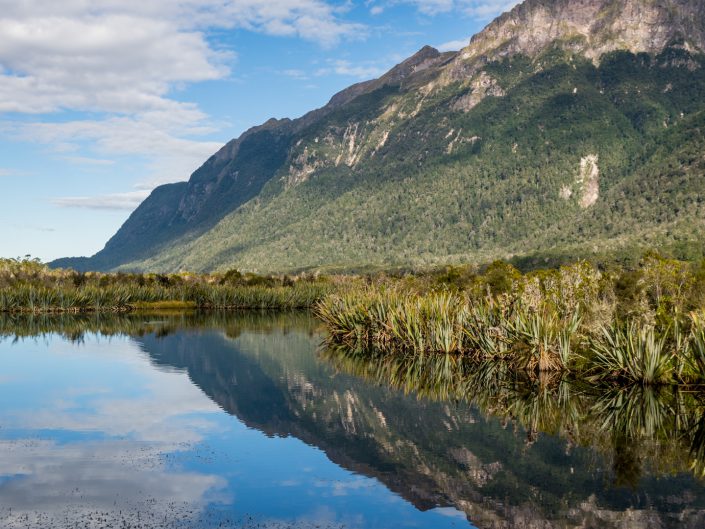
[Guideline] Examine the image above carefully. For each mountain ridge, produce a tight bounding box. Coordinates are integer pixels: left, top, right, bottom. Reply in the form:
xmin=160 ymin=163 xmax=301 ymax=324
xmin=52 ymin=0 xmax=705 ymax=272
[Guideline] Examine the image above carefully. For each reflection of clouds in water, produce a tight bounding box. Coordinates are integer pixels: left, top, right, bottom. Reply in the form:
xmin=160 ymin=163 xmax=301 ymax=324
xmin=21 ymin=382 xmax=220 ymax=444
xmin=313 ymin=476 xmax=376 ymax=497
xmin=0 ymin=438 xmax=228 ymax=528
xmin=295 ymin=505 xmax=365 ymax=529
xmin=0 ymin=335 xmax=228 ymax=527
xmin=9 ymin=338 xmax=222 ymax=444
xmin=434 ymin=507 xmax=471 ymax=519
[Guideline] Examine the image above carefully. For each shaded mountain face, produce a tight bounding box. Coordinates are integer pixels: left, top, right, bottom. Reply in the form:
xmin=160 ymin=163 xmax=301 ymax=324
xmin=53 ymin=0 xmax=705 ymax=272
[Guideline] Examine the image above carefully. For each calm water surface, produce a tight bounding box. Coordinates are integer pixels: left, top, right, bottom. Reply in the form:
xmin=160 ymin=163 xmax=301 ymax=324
xmin=0 ymin=312 xmax=704 ymax=528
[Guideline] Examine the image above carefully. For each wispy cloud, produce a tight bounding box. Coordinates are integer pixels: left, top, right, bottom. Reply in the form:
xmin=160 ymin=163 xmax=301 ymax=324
xmin=11 ymin=109 xmax=224 ymax=187
xmin=61 ymin=156 xmax=117 ymax=166
xmin=395 ymin=0 xmax=519 ymax=19
xmin=0 ymin=168 xmax=34 ymax=178
xmin=436 ymin=36 xmax=472 ymax=51
xmin=11 ymin=224 xmax=56 ymax=233
xmin=463 ymin=1 xmax=521 ymax=19
xmin=52 ymin=190 xmax=151 ymax=211
xmin=285 ymin=56 xmax=392 ymax=82
xmin=316 ymin=59 xmax=387 ymax=79
xmin=281 ymin=68 xmax=310 ymax=80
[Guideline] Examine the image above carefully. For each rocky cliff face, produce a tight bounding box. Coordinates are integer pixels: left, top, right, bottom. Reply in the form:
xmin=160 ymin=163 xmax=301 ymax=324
xmin=455 ymin=0 xmax=705 ymax=63
xmin=52 ymin=0 xmax=705 ymax=273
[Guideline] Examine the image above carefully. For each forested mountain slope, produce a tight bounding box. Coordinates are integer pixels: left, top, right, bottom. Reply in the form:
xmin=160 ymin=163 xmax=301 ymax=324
xmin=53 ymin=0 xmax=705 ymax=272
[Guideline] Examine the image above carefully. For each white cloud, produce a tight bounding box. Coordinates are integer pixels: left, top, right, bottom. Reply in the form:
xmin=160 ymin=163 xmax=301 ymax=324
xmin=282 ymin=68 xmax=310 ymax=80
xmin=0 ymin=1 xmax=363 ymax=116
xmin=0 ymin=1 xmax=365 ymax=211
xmin=0 ymin=13 xmax=229 ymax=115
xmin=316 ymin=59 xmax=387 ymax=79
xmin=285 ymin=55 xmax=391 ymax=83
xmin=399 ymin=0 xmax=519 ymax=18
xmin=61 ymin=156 xmax=116 ymax=166
xmin=402 ymin=0 xmax=455 ymax=15
xmin=10 ymin=108 xmax=225 ymax=189
xmin=436 ymin=36 xmax=472 ymax=51
xmin=51 ymin=190 xmax=152 ymax=210
xmin=463 ymin=1 xmax=521 ymax=19
xmin=11 ymin=224 xmax=56 ymax=233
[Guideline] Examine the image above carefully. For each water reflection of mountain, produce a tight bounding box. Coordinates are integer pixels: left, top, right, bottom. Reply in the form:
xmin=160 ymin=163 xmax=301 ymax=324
xmin=3 ymin=311 xmax=705 ymax=528
xmin=127 ymin=312 xmax=705 ymax=529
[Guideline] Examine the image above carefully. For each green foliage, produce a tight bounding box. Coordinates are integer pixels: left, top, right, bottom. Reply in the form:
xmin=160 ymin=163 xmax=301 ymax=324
xmin=0 ymin=259 xmax=330 ymax=313
xmin=589 ymin=324 xmax=673 ymax=385
xmin=316 ymin=256 xmax=705 ymax=385
xmin=511 ymin=306 xmax=582 ymax=372
xmin=480 ymin=261 xmax=522 ymax=296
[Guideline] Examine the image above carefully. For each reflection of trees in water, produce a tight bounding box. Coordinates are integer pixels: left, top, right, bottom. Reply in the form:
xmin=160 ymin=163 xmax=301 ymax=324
xmin=321 ymin=344 xmax=705 ymax=484
xmin=4 ymin=312 xmax=705 ymax=528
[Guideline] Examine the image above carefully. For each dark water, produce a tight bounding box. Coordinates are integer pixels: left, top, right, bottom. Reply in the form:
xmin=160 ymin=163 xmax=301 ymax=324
xmin=0 ymin=312 xmax=704 ymax=529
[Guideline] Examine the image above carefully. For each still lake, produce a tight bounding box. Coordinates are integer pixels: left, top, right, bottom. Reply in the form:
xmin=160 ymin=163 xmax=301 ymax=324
xmin=0 ymin=311 xmax=704 ymax=528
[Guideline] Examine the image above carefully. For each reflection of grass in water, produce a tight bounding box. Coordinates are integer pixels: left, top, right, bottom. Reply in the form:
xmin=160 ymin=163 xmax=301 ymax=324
xmin=321 ymin=343 xmax=705 ymax=482
xmin=0 ymin=310 xmax=318 ymax=343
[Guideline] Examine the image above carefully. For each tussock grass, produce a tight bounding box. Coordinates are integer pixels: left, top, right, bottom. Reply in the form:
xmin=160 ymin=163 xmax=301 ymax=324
xmin=589 ymin=324 xmax=673 ymax=385
xmin=317 ymin=290 xmax=585 ymax=372
xmin=317 ymin=257 xmax=705 ymax=385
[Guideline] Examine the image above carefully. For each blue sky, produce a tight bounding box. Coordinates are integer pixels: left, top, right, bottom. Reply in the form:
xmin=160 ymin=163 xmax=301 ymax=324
xmin=0 ymin=0 xmax=519 ymax=261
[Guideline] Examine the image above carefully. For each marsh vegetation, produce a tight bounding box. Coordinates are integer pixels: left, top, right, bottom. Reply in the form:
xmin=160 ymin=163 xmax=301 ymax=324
xmin=316 ymin=254 xmax=705 ymax=385
xmin=7 ymin=253 xmax=705 ymax=387
xmin=0 ymin=258 xmax=330 ymax=312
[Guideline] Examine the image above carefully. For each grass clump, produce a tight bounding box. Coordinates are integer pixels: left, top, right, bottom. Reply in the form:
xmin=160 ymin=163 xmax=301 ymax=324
xmin=589 ymin=323 xmax=672 ymax=385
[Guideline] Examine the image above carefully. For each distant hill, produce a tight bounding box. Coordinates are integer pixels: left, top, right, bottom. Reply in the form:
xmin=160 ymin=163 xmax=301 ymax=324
xmin=52 ymin=0 xmax=705 ymax=272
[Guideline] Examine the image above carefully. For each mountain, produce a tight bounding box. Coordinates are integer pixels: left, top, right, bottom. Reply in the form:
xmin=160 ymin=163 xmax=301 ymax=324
xmin=53 ymin=0 xmax=705 ymax=273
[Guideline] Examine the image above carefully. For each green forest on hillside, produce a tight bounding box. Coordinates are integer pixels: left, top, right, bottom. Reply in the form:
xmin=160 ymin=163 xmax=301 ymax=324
xmin=111 ymin=47 xmax=705 ymax=274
